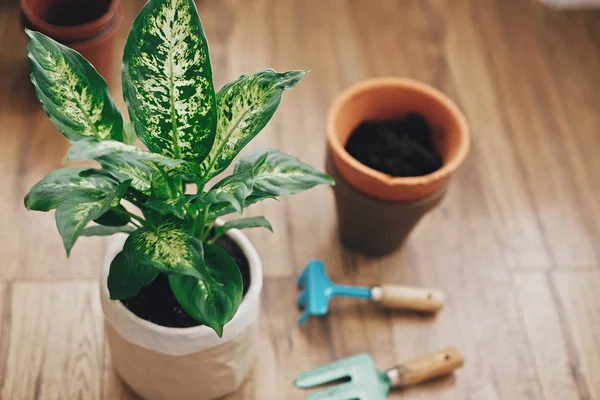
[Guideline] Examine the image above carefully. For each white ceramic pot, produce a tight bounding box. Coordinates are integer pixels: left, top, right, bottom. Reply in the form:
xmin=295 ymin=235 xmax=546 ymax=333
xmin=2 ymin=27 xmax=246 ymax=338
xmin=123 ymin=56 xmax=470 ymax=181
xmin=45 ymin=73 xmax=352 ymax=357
xmin=100 ymin=228 xmax=263 ymax=400
xmin=536 ymin=0 xmax=600 ymax=8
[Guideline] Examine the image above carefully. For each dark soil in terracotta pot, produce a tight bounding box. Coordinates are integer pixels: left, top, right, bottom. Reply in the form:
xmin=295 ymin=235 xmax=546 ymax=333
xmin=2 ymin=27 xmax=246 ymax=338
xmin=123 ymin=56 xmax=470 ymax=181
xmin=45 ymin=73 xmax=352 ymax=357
xmin=122 ymin=235 xmax=251 ymax=328
xmin=45 ymin=2 xmax=113 ymax=26
xmin=344 ymin=112 xmax=442 ymax=177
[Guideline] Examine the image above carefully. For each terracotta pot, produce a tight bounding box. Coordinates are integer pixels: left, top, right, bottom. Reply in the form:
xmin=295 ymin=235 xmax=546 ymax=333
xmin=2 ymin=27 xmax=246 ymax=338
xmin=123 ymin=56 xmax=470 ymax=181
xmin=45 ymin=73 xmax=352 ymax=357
xmin=326 ymin=78 xmax=470 ymax=256
xmin=21 ymin=0 xmax=122 ymax=83
xmin=100 ymin=227 xmax=263 ymax=400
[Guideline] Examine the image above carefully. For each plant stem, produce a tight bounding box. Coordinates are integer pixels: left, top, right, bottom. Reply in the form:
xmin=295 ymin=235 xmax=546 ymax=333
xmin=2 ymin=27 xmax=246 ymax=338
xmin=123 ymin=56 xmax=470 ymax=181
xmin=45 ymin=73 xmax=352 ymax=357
xmin=154 ymin=164 xmax=177 ymax=197
xmin=200 ymin=209 xmax=213 ymax=242
xmin=194 ymin=205 xmax=210 ymax=239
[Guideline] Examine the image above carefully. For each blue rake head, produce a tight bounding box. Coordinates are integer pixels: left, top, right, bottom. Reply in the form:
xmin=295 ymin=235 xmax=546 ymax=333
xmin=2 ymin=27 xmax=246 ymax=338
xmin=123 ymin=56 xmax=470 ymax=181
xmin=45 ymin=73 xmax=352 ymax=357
xmin=296 ymin=260 xmax=371 ymax=326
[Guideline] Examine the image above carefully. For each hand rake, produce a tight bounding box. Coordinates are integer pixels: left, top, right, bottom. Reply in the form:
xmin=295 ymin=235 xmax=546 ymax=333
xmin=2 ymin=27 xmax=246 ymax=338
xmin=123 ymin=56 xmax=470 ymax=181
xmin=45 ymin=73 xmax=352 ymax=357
xmin=295 ymin=348 xmax=464 ymax=399
xmin=296 ymin=260 xmax=445 ymax=325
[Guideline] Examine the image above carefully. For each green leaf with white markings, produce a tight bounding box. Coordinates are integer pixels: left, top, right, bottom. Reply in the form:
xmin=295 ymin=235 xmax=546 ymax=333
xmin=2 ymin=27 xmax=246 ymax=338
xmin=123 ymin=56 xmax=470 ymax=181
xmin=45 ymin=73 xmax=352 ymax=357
xmin=98 ymin=155 xmax=153 ymax=193
xmin=29 ymin=174 xmax=132 ymax=255
xmin=26 ymin=30 xmax=124 ymax=142
xmin=214 ymin=216 xmax=272 ymax=238
xmin=82 ymin=224 xmax=136 ymax=236
xmin=122 ymin=0 xmax=217 ymax=162
xmin=200 ymin=170 xmax=254 ymax=214
xmin=66 ymin=138 xmax=189 ymax=167
xmin=169 ymin=243 xmax=242 ymax=336
xmin=123 ymin=221 xmax=206 ymax=278
xmin=108 ymin=250 xmax=159 ymax=300
xmin=25 ymin=168 xmax=122 ymax=211
xmin=235 ymin=149 xmax=334 ymax=196
xmin=200 ymin=69 xmax=306 ymax=180
xmin=145 ymin=196 xmax=192 ymax=219
xmin=67 ymin=138 xmax=200 ymax=193
xmin=207 ymin=192 xmax=277 ymax=219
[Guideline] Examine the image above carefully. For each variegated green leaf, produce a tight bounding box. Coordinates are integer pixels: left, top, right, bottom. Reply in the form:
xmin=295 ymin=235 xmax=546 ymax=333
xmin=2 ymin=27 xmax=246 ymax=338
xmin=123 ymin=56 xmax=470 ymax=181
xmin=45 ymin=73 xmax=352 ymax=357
xmin=214 ymin=216 xmax=272 ymax=238
xmin=169 ymin=243 xmax=242 ymax=336
xmin=145 ymin=196 xmax=192 ymax=219
xmin=122 ymin=0 xmax=217 ymax=162
xmin=53 ymin=179 xmax=131 ymax=255
xmin=26 ymin=30 xmax=124 ymax=142
xmin=200 ymin=170 xmax=253 ymax=214
xmin=25 ymin=168 xmax=122 ymax=211
xmin=82 ymin=224 xmax=136 ymax=236
xmin=234 ymin=149 xmax=334 ymax=196
xmin=206 ymin=192 xmax=276 ymax=219
xmin=124 ymin=221 xmax=206 ymax=279
xmin=200 ymin=69 xmax=306 ymax=180
xmin=66 ymin=138 xmax=187 ymax=167
xmin=67 ymin=138 xmax=200 ymax=193
xmin=98 ymin=155 xmax=153 ymax=193
xmin=108 ymin=250 xmax=159 ymax=300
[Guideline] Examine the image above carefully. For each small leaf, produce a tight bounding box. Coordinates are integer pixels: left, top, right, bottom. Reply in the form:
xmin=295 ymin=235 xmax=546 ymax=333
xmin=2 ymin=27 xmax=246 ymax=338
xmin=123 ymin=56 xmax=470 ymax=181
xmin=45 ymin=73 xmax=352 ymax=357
xmin=200 ymin=69 xmax=306 ymax=180
xmin=199 ymin=170 xmax=253 ymax=214
xmin=145 ymin=196 xmax=192 ymax=219
xmin=25 ymin=168 xmax=123 ymax=211
xmin=82 ymin=225 xmax=136 ymax=236
xmin=169 ymin=243 xmax=243 ymax=336
xmin=94 ymin=205 xmax=130 ymax=226
xmin=108 ymin=250 xmax=159 ymax=300
xmin=98 ymin=155 xmax=153 ymax=193
xmin=235 ymin=149 xmax=334 ymax=196
xmin=66 ymin=138 xmax=188 ymax=167
xmin=207 ymin=192 xmax=276 ymax=219
xmin=122 ymin=0 xmax=217 ymax=162
xmin=55 ymin=194 xmax=121 ymax=255
xmin=214 ymin=216 xmax=272 ymax=237
xmin=26 ymin=30 xmax=124 ymax=142
xmin=124 ymin=221 xmax=206 ymax=278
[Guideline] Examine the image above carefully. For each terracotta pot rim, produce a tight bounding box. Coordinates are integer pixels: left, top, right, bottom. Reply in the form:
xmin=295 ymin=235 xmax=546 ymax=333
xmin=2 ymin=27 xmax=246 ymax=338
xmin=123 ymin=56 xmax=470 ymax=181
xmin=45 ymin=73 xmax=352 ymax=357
xmin=326 ymin=77 xmax=470 ymax=189
xmin=66 ymin=6 xmax=122 ymax=51
xmin=21 ymin=0 xmax=120 ymax=41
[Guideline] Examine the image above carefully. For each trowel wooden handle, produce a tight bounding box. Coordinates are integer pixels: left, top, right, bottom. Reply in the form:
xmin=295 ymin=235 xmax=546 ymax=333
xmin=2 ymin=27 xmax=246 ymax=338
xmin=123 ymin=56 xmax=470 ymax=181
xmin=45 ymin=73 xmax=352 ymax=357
xmin=372 ymin=284 xmax=445 ymax=312
xmin=387 ymin=348 xmax=464 ymax=388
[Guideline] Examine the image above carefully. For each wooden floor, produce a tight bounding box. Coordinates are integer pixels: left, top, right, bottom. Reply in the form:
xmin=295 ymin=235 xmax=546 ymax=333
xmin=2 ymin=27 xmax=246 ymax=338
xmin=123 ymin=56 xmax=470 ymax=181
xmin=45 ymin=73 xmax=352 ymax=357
xmin=1 ymin=0 xmax=600 ymax=398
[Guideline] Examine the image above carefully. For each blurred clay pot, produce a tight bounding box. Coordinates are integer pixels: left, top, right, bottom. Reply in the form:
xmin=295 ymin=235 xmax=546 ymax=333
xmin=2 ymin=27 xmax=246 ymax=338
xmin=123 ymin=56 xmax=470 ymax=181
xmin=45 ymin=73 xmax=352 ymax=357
xmin=326 ymin=78 xmax=470 ymax=256
xmin=21 ymin=0 xmax=122 ymax=83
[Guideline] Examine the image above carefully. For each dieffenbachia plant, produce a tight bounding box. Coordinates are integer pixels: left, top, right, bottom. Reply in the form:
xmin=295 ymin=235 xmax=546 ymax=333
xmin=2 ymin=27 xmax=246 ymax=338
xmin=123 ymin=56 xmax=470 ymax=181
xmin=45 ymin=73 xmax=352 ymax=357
xmin=24 ymin=0 xmax=333 ymax=336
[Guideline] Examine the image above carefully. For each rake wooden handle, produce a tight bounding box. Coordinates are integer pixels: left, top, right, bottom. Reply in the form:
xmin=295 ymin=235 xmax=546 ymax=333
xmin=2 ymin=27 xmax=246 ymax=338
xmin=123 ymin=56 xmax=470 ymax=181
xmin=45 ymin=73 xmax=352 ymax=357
xmin=372 ymin=284 xmax=445 ymax=312
xmin=387 ymin=348 xmax=464 ymax=388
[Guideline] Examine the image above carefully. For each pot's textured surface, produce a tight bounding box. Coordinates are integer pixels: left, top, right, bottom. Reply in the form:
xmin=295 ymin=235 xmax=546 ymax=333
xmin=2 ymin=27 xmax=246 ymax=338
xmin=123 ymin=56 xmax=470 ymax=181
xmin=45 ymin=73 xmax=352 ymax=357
xmin=327 ymin=156 xmax=445 ymax=256
xmin=101 ymin=228 xmax=263 ymax=400
xmin=106 ymin=322 xmax=259 ymax=400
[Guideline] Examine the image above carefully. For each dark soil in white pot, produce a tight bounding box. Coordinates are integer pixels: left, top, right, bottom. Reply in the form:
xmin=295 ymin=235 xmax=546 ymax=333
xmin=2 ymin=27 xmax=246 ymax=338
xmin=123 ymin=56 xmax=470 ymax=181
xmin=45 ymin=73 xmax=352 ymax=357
xmin=122 ymin=235 xmax=251 ymax=328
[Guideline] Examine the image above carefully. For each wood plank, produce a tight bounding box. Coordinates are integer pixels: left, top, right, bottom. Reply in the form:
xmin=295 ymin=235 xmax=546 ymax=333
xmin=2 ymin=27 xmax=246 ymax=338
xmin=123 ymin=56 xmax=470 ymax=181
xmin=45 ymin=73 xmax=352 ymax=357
xmin=468 ymin=0 xmax=600 ymax=268
xmin=553 ymin=271 xmax=600 ymax=399
xmin=0 ymin=284 xmax=9 ymax=390
xmin=514 ymin=272 xmax=587 ymax=400
xmin=378 ymin=158 xmax=544 ymax=398
xmin=0 ymin=283 xmax=103 ymax=400
xmin=444 ymin=0 xmax=553 ymax=269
